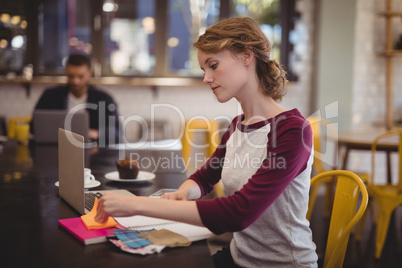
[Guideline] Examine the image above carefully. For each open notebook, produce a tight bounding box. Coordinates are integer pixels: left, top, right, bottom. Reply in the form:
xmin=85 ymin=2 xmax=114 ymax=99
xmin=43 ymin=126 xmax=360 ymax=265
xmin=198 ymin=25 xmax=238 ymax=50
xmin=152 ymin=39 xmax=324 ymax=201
xmin=114 ymin=215 xmax=214 ymax=242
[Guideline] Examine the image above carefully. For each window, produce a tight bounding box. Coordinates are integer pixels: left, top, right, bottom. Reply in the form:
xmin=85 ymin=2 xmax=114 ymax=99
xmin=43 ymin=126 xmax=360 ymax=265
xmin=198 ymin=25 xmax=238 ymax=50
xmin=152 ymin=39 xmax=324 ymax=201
xmin=231 ymin=0 xmax=281 ymax=62
xmin=103 ymin=0 xmax=156 ymax=75
xmin=40 ymin=0 xmax=92 ymax=74
xmin=0 ymin=1 xmax=28 ymax=76
xmin=167 ymin=0 xmax=220 ymax=76
xmin=0 ymin=0 xmax=297 ymax=80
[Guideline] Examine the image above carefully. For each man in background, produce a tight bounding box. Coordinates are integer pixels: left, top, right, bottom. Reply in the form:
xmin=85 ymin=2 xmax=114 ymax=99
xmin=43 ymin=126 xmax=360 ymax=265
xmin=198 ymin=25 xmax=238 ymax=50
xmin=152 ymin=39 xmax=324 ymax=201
xmin=31 ymin=54 xmax=121 ymax=145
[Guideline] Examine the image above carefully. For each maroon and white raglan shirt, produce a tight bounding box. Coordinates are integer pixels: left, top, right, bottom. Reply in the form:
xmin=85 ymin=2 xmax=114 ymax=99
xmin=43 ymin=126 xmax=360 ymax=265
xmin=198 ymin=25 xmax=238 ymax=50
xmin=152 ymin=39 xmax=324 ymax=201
xmin=189 ymin=109 xmax=318 ymax=267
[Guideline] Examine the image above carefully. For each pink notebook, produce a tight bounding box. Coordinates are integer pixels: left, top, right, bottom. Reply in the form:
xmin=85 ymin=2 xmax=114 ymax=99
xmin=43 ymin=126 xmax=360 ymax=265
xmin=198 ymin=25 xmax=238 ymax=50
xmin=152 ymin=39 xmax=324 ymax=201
xmin=58 ymin=217 xmax=119 ymax=245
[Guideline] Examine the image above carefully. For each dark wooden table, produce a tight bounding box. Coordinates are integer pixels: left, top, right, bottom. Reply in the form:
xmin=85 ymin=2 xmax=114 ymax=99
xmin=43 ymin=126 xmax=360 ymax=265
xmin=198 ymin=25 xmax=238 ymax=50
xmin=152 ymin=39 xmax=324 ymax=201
xmin=0 ymin=140 xmax=214 ymax=268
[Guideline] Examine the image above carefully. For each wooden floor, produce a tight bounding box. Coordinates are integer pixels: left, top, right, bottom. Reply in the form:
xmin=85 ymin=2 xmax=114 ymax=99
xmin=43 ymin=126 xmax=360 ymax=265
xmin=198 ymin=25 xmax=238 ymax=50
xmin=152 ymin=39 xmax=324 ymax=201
xmin=310 ymin=195 xmax=402 ymax=268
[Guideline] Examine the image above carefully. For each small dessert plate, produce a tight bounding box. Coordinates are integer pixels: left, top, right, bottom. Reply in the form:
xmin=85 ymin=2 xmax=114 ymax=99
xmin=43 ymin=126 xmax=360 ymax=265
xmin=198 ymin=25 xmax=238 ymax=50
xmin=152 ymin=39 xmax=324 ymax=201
xmin=55 ymin=180 xmax=101 ymax=188
xmin=104 ymin=171 xmax=156 ymax=183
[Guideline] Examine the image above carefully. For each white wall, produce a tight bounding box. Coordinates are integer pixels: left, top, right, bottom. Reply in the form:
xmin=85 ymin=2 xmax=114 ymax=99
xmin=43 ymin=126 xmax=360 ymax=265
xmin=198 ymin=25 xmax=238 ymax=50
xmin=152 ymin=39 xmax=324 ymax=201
xmin=0 ymin=84 xmax=238 ymax=141
xmin=347 ymin=0 xmax=402 ymax=182
xmin=353 ymin=0 xmax=402 ymax=128
xmin=0 ymin=81 xmax=311 ymax=142
xmin=316 ymin=0 xmax=357 ymax=131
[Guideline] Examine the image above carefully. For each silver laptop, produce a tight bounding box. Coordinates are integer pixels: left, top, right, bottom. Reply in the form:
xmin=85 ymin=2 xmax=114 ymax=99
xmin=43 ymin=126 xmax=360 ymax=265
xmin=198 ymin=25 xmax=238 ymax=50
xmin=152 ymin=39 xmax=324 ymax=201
xmin=34 ymin=110 xmax=89 ymax=144
xmin=58 ymin=128 xmax=134 ymax=215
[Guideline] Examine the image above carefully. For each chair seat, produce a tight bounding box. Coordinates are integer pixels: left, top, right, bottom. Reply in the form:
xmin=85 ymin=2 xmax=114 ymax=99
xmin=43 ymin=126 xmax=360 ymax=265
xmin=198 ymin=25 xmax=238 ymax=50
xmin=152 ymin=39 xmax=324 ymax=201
xmin=355 ymin=130 xmax=402 ymax=259
xmin=369 ymin=185 xmax=402 ymax=197
xmin=356 ymin=172 xmax=369 ymax=183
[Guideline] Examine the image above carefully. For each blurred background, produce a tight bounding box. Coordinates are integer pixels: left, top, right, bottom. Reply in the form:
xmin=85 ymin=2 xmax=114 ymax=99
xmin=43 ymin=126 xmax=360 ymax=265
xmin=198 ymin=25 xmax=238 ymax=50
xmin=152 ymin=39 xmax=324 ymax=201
xmin=0 ymin=0 xmax=401 ymax=171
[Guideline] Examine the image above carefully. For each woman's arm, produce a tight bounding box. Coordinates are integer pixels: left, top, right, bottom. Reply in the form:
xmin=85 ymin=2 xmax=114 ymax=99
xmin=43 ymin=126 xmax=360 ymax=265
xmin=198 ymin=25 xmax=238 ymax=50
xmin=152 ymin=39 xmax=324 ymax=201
xmin=95 ymin=192 xmax=203 ymax=227
xmin=195 ymin=117 xmax=314 ymax=234
xmin=95 ymin=117 xmax=239 ymax=225
xmin=161 ymin=179 xmax=201 ymax=200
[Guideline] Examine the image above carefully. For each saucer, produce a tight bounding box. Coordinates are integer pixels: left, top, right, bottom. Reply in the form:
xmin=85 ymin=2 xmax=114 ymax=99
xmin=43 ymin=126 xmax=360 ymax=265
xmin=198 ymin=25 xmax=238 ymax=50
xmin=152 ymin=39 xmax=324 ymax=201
xmin=55 ymin=180 xmax=101 ymax=188
xmin=104 ymin=171 xmax=155 ymax=183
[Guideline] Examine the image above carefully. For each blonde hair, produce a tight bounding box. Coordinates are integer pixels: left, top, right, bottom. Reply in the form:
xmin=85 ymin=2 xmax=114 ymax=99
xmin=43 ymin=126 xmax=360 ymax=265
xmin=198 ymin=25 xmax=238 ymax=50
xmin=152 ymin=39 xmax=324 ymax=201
xmin=193 ymin=17 xmax=287 ymax=101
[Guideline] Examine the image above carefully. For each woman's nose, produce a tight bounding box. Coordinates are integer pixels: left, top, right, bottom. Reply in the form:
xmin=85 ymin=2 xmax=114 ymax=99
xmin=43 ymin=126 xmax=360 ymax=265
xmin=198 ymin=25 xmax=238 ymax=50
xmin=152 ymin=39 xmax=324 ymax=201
xmin=203 ymin=72 xmax=213 ymax=84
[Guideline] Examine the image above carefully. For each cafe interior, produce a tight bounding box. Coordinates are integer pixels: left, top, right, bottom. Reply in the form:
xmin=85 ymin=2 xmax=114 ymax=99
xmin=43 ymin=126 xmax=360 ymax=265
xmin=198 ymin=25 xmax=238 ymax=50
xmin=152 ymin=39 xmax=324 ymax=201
xmin=0 ymin=0 xmax=402 ymax=267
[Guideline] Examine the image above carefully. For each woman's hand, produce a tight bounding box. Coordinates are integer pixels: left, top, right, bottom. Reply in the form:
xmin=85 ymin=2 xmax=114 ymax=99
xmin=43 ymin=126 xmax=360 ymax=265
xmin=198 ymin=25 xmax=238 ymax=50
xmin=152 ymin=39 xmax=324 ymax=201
xmin=95 ymin=190 xmax=203 ymax=227
xmin=160 ymin=189 xmax=188 ymax=200
xmin=95 ymin=192 xmax=136 ymax=223
xmin=160 ymin=179 xmax=201 ymax=201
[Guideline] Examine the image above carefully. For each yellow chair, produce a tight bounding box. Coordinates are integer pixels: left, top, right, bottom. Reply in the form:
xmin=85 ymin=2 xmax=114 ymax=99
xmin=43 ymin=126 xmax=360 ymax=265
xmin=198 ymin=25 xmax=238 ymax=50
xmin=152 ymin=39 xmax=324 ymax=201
xmin=307 ymin=170 xmax=368 ymax=268
xmin=307 ymin=117 xmax=370 ymax=218
xmin=355 ymin=130 xmax=402 ymax=259
xmin=181 ymin=118 xmax=224 ymax=197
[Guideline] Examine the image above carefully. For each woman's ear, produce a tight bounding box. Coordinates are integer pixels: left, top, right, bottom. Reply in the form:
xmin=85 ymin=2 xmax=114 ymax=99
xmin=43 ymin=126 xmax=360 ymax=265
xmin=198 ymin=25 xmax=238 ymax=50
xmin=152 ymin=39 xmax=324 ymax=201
xmin=242 ymin=48 xmax=254 ymax=66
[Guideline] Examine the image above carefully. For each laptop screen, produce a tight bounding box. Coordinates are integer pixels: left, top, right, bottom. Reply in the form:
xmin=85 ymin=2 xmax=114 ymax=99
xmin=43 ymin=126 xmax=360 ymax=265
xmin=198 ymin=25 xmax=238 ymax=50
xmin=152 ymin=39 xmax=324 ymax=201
xmin=58 ymin=128 xmax=135 ymax=215
xmin=33 ymin=110 xmax=89 ymax=144
xmin=58 ymin=128 xmax=86 ymax=215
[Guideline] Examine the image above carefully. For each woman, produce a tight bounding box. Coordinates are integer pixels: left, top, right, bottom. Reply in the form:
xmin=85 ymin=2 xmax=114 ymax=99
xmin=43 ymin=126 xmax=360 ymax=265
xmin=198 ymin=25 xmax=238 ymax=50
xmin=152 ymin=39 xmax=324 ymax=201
xmin=96 ymin=17 xmax=318 ymax=267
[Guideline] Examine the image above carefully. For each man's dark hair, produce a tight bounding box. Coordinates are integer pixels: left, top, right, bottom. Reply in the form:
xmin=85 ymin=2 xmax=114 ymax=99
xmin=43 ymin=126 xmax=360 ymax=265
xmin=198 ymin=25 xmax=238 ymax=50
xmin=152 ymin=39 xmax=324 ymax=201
xmin=66 ymin=54 xmax=91 ymax=69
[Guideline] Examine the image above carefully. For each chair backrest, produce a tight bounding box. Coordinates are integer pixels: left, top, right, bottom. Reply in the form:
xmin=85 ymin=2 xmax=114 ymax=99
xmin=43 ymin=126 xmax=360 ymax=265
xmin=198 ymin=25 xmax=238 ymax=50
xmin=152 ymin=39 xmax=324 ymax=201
xmin=308 ymin=170 xmax=368 ymax=268
xmin=307 ymin=117 xmax=326 ymax=174
xmin=307 ymin=116 xmax=338 ymax=174
xmin=371 ymin=130 xmax=402 ymax=191
xmin=181 ymin=119 xmax=225 ymax=197
xmin=181 ymin=119 xmax=219 ymax=164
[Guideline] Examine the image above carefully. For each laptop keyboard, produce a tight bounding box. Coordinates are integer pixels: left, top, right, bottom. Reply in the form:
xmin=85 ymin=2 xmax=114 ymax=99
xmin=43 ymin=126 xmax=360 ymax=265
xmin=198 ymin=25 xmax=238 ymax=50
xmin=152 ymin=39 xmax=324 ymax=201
xmin=85 ymin=192 xmax=103 ymax=211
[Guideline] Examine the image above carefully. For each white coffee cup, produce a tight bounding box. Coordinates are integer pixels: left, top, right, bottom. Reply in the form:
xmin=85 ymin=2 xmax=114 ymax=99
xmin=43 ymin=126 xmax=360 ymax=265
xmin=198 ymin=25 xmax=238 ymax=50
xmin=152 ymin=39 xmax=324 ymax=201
xmin=84 ymin=168 xmax=95 ymax=185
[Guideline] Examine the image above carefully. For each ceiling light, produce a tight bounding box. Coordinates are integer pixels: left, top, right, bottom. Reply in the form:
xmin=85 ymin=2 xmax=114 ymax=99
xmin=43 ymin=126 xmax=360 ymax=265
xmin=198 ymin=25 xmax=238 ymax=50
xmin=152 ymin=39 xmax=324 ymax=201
xmin=11 ymin=35 xmax=24 ymax=49
xmin=0 ymin=39 xmax=8 ymax=49
xmin=142 ymin=17 xmax=155 ymax=34
xmin=103 ymin=0 xmax=118 ymax=12
xmin=10 ymin=15 xmax=21 ymax=25
xmin=20 ymin=20 xmax=28 ymax=29
xmin=167 ymin=37 xmax=179 ymax=48
xmin=0 ymin=14 xmax=10 ymax=23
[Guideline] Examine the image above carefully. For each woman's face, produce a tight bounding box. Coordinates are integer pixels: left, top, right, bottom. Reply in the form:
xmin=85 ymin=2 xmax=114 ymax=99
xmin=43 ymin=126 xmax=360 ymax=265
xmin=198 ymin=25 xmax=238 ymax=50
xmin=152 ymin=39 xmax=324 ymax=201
xmin=197 ymin=49 xmax=250 ymax=103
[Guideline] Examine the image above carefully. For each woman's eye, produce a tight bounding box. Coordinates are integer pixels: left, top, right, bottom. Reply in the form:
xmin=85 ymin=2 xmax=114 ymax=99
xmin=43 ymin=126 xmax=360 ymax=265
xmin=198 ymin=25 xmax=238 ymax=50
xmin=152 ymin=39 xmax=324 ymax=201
xmin=210 ymin=63 xmax=218 ymax=70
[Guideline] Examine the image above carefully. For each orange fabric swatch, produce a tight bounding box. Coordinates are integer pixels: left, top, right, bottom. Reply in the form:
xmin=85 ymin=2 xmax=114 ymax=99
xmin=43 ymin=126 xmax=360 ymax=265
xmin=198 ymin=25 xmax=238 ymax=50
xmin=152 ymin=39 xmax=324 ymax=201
xmin=81 ymin=197 xmax=118 ymax=229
